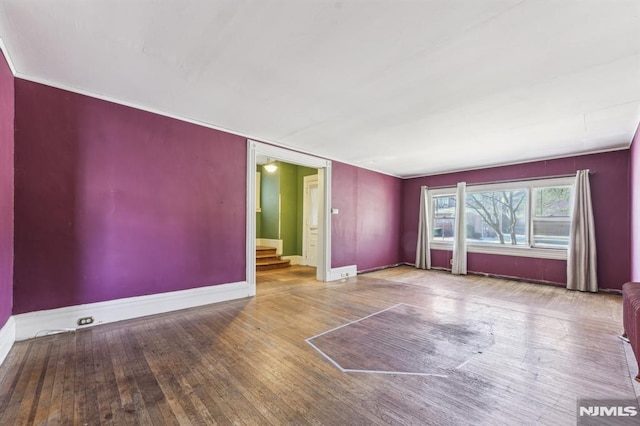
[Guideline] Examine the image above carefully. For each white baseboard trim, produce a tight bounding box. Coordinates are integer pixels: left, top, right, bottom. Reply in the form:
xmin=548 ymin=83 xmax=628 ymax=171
xmin=13 ymin=281 xmax=250 ymax=341
xmin=256 ymin=238 xmax=283 ymax=255
xmin=0 ymin=317 xmax=16 ymax=366
xmin=358 ymin=263 xmax=405 ymax=274
xmin=328 ymin=265 xmax=358 ymax=281
xmin=282 ymin=255 xmax=303 ymax=265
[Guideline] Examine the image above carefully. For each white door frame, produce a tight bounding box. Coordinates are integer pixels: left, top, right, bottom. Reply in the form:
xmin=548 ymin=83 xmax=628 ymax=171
xmin=302 ymin=174 xmax=319 ymax=267
xmin=246 ymin=140 xmax=331 ymax=296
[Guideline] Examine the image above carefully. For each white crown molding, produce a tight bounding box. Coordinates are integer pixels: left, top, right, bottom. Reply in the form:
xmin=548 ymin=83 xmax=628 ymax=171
xmin=10 ymin=66 xmax=634 ymax=182
xmin=403 ymin=145 xmax=631 ymax=179
xmin=0 ymin=38 xmax=17 ymax=76
xmin=13 ymin=281 xmax=249 ymax=341
xmin=9 ymin=72 xmax=401 ymax=178
xmin=0 ymin=317 xmax=16 ymax=367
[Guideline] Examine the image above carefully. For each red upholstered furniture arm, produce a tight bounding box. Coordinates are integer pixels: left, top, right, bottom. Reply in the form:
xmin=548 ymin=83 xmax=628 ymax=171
xmin=623 ymin=282 xmax=640 ymax=382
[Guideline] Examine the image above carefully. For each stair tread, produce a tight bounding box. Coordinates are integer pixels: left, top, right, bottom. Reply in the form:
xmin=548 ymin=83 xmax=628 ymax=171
xmin=255 ymin=245 xmax=290 ymax=271
xmin=256 ymin=257 xmax=291 ymax=271
xmin=256 ymin=253 xmax=281 ymax=259
xmin=256 ymin=259 xmax=290 ymax=266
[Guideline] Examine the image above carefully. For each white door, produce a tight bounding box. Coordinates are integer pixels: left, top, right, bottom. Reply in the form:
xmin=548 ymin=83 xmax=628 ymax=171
xmin=302 ymin=174 xmax=319 ymax=267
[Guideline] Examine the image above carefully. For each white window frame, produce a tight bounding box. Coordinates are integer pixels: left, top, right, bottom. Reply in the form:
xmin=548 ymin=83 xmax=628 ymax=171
xmin=530 ymin=184 xmax=572 ymax=249
xmin=428 ymin=177 xmax=574 ymax=260
xmin=430 ymin=191 xmax=457 ymax=243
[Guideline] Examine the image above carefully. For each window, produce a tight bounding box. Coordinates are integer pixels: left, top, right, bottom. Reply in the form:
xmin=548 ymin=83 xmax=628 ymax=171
xmin=466 ymin=189 xmax=528 ymax=246
xmin=432 ymin=195 xmax=456 ymax=241
xmin=429 ymin=177 xmax=573 ymax=259
xmin=531 ymin=186 xmax=571 ymax=248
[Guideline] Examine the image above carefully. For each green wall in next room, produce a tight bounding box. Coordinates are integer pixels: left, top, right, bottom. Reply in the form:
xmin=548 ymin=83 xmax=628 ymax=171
xmin=255 ymin=167 xmax=262 ymax=238
xmin=257 ymin=162 xmax=317 ymax=256
xmin=259 ymin=165 xmax=280 ymax=240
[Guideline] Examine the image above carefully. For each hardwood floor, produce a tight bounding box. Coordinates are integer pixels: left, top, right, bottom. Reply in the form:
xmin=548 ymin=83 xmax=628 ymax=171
xmin=0 ymin=266 xmax=634 ymax=425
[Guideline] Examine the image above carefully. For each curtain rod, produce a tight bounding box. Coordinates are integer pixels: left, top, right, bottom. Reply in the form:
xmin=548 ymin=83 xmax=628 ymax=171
xmin=423 ymin=170 xmax=594 ymax=191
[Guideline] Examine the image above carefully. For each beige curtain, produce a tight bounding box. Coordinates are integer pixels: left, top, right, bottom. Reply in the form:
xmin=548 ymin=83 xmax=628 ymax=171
xmin=452 ymin=182 xmax=467 ymax=275
xmin=415 ymin=186 xmax=431 ymax=269
xmin=567 ymin=170 xmax=598 ymax=292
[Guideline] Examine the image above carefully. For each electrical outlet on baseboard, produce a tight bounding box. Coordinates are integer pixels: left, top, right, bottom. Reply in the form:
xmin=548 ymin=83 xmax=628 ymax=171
xmin=77 ymin=316 xmax=94 ymax=326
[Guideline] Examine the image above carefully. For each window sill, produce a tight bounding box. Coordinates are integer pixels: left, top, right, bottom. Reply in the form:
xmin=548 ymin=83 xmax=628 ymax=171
xmin=430 ymin=241 xmax=567 ymax=260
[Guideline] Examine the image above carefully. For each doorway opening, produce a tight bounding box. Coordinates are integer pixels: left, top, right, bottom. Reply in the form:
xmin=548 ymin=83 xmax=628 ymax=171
xmin=246 ymin=140 xmax=332 ymax=296
xmin=254 ymin=160 xmax=318 ymax=271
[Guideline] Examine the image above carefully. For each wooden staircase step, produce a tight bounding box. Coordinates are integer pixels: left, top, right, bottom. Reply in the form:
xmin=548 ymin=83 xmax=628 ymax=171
xmin=256 ymin=246 xmax=291 ymax=271
xmin=255 ymin=245 xmax=290 ymax=271
xmin=257 ymin=253 xmax=280 ymax=259
xmin=256 ymin=246 xmax=277 ymax=253
xmin=256 ymin=258 xmax=290 ymax=266
xmin=256 ymin=258 xmax=291 ymax=271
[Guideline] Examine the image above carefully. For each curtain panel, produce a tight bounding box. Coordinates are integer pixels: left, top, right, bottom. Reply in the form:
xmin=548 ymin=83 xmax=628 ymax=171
xmin=415 ymin=186 xmax=431 ymax=269
xmin=567 ymin=170 xmax=598 ymax=292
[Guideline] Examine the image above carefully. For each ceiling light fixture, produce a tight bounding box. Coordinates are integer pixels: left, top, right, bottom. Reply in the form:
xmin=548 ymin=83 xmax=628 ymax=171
xmin=263 ymin=161 xmax=278 ymax=173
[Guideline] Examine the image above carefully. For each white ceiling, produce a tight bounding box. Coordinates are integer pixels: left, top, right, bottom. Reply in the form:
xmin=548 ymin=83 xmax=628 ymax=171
xmin=0 ymin=0 xmax=639 ymax=177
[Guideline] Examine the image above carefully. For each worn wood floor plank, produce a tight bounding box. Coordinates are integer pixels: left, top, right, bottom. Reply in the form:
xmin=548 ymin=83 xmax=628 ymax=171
xmin=31 ymin=340 xmax=57 ymax=425
xmin=0 ymin=266 xmax=633 ymax=425
xmin=42 ymin=337 xmax=67 ymax=424
xmin=14 ymin=343 xmax=50 ymax=425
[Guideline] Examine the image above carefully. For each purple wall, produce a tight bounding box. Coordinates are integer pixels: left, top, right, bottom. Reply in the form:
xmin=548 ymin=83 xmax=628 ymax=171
xmin=632 ymin=124 xmax=640 ymax=282
xmin=14 ymin=81 xmax=247 ymax=314
xmin=402 ymin=151 xmax=631 ymax=291
xmin=332 ymin=162 xmax=402 ymax=272
xmin=0 ymin=49 xmax=14 ymax=327
xmin=13 ymin=79 xmax=403 ymax=315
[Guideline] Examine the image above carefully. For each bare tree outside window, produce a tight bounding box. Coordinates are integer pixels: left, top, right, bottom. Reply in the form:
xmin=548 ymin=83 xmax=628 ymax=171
xmin=465 ymin=190 xmax=527 ymax=245
xmin=534 ymin=187 xmax=571 ymax=216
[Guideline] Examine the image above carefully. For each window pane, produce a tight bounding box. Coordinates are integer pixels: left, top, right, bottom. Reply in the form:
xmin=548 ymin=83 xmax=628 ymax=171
xmin=432 ymin=195 xmax=455 ymax=241
xmin=465 ymin=190 xmax=528 ymax=245
xmin=532 ymin=186 xmax=571 ymax=248
xmin=533 ymin=186 xmax=571 ymax=217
